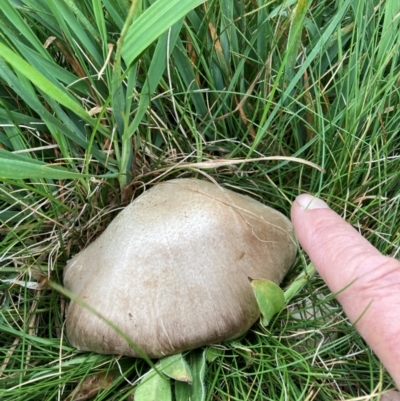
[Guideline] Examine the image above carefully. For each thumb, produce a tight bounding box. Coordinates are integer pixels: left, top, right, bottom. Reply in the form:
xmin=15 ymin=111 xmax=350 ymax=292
xmin=291 ymin=194 xmax=400 ymax=388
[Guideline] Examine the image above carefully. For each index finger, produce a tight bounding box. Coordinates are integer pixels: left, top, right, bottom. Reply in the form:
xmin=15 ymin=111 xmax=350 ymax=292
xmin=291 ymin=194 xmax=400 ymax=388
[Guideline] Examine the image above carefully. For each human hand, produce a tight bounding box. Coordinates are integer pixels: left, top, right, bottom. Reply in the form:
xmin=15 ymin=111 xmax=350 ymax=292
xmin=291 ymin=194 xmax=400 ymax=391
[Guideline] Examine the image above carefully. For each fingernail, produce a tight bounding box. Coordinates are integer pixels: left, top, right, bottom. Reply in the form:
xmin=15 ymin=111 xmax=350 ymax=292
xmin=295 ymin=194 xmax=330 ymax=210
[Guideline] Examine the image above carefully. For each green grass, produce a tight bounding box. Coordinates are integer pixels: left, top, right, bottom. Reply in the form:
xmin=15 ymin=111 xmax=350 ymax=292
xmin=1 ymin=0 xmax=399 ymax=399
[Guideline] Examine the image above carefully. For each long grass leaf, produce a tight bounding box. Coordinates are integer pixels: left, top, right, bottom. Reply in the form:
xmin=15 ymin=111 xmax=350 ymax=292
xmin=285 ymin=0 xmax=312 ymax=82
xmin=376 ymin=0 xmax=400 ymax=66
xmin=92 ymin=0 xmax=108 ymax=46
xmin=62 ymin=0 xmax=102 ymax=44
xmin=101 ymin=0 xmax=125 ymax=30
xmin=171 ymin=40 xmax=208 ymax=118
xmin=0 ymin=0 xmax=50 ymax=59
xmin=0 ymin=108 xmax=43 ymax=126
xmin=252 ymin=0 xmax=352 ymax=153
xmin=0 ymin=149 xmax=85 ymax=179
xmin=0 ymin=59 xmax=113 ymax=168
xmin=122 ymin=0 xmax=205 ymax=66
xmin=45 ymin=0 xmax=102 ymax=66
xmin=17 ymin=0 xmax=62 ymax=37
xmin=127 ymin=20 xmax=184 ymax=136
xmin=8 ymin=38 xmax=86 ymax=93
xmin=0 ymin=43 xmax=93 ymax=125
xmin=112 ymin=0 xmax=141 ymax=185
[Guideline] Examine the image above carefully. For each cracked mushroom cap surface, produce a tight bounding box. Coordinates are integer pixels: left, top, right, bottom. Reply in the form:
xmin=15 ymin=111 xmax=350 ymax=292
xmin=64 ymin=178 xmax=296 ymax=358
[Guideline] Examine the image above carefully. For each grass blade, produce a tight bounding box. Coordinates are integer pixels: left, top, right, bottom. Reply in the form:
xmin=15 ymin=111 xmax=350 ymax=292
xmin=0 ymin=43 xmax=93 ymax=125
xmin=127 ymin=20 xmax=184 ymax=136
xmin=0 ymin=149 xmax=86 ymax=179
xmin=285 ymin=0 xmax=312 ymax=82
xmin=122 ymin=0 xmax=205 ymax=66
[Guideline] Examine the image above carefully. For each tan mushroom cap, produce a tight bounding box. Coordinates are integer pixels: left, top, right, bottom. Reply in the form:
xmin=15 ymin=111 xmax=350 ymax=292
xmin=64 ymin=178 xmax=296 ymax=358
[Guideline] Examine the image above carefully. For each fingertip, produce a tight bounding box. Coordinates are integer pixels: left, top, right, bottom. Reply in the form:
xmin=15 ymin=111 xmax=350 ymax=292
xmin=294 ymin=194 xmax=330 ymax=210
xmin=290 ymin=193 xmax=381 ymax=289
xmin=290 ymin=194 xmax=333 ymax=245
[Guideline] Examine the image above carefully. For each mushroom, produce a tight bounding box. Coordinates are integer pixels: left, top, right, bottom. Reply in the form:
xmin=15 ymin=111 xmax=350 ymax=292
xmin=64 ymin=178 xmax=296 ymax=358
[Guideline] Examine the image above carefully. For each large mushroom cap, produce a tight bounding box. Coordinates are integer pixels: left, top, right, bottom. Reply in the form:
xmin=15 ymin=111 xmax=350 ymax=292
xmin=64 ymin=178 xmax=296 ymax=358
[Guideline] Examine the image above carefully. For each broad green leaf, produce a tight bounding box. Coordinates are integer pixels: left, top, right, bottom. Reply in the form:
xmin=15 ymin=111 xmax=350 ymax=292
xmin=189 ymin=350 xmax=207 ymax=401
xmin=230 ymin=342 xmax=255 ymax=366
xmin=175 ymin=381 xmax=191 ymax=401
xmin=250 ymin=278 xmax=285 ymax=326
xmin=205 ymin=347 xmax=223 ymax=363
xmin=160 ymin=354 xmax=192 ymax=383
xmin=122 ymin=0 xmax=205 ymax=66
xmin=135 ymin=369 xmax=172 ymax=401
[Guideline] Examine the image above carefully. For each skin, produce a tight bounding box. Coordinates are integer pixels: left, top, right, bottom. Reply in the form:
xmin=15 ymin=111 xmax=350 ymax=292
xmin=291 ymin=194 xmax=400 ymax=392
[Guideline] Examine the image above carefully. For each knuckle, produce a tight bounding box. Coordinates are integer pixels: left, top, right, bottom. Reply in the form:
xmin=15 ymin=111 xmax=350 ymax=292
xmin=353 ymin=256 xmax=400 ymax=296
